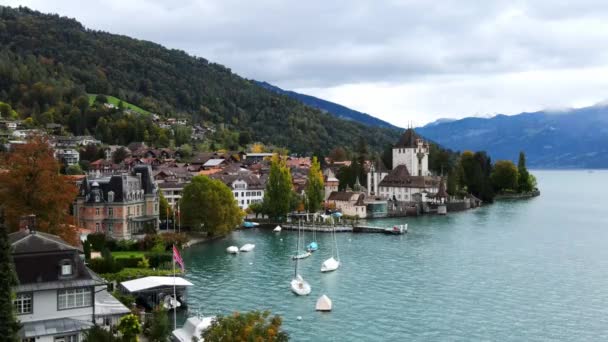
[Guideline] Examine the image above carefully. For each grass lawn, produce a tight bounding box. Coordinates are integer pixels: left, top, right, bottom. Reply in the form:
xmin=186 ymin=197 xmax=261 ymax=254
xmin=111 ymin=251 xmax=146 ymax=259
xmin=88 ymin=94 xmax=152 ymax=115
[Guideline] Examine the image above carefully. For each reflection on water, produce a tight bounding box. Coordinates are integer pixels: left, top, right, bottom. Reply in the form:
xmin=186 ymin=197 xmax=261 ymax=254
xmin=181 ymin=171 xmax=608 ymax=341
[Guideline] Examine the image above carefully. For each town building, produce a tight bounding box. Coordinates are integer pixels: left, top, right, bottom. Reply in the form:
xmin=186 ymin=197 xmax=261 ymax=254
xmin=323 ymin=168 xmax=339 ymax=200
xmin=55 ymin=148 xmax=80 ymax=166
xmin=73 ymin=165 xmax=159 ymax=240
xmin=212 ymin=172 xmax=266 ymax=210
xmin=327 ymin=191 xmax=367 ymax=218
xmin=158 ymin=181 xmax=186 ymax=209
xmin=367 ymin=128 xmax=441 ymax=203
xmin=9 ymin=226 xmax=129 ymax=342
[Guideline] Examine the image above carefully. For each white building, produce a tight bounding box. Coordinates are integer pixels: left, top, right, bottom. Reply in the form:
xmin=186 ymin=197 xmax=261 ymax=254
xmin=10 ymin=228 xmax=129 ymax=342
xmin=55 ymin=149 xmax=80 ymax=166
xmin=368 ymin=128 xmax=441 ymax=202
xmin=213 ymin=172 xmax=266 ymax=210
xmin=158 ymin=181 xmax=186 ymax=208
xmin=327 ymin=191 xmax=367 ymax=218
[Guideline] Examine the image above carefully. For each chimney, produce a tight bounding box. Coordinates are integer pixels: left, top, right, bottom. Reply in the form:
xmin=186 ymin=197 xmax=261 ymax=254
xmin=19 ymin=214 xmax=36 ymax=234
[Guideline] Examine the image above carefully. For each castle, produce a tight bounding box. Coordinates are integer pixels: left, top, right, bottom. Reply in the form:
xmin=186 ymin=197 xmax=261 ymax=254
xmin=367 ymin=128 xmax=442 ymax=203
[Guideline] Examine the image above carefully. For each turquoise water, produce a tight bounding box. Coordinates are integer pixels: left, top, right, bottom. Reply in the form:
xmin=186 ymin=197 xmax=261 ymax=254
xmin=181 ymin=170 xmax=608 ymax=341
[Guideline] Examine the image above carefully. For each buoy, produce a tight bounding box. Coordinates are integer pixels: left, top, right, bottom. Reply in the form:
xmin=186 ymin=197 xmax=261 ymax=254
xmin=297 ymin=316 xmax=302 ymax=321
xmin=315 ymin=294 xmax=332 ymax=312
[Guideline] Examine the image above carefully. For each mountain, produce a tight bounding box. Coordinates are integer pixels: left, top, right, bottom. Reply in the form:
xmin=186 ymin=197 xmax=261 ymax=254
xmin=0 ymin=6 xmax=400 ymax=153
xmin=417 ymin=106 xmax=608 ymax=168
xmin=256 ymin=81 xmax=399 ymax=129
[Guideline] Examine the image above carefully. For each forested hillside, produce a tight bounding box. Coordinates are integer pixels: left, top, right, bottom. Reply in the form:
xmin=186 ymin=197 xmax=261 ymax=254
xmin=0 ymin=6 xmax=400 ymax=153
xmin=256 ymin=81 xmax=400 ymax=129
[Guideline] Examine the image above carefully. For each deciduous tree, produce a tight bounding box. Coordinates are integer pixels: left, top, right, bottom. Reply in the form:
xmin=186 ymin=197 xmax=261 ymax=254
xmin=263 ymin=155 xmax=294 ymax=219
xmin=305 ymin=156 xmax=324 ymax=213
xmin=201 ymin=311 xmax=288 ymax=342
xmin=181 ymin=176 xmax=244 ymax=236
xmin=0 ymin=136 xmax=78 ymax=244
xmin=491 ymin=160 xmax=519 ymax=192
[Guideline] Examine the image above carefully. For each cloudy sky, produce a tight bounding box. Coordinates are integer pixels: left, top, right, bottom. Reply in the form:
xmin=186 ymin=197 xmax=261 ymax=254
xmin=5 ymin=0 xmax=608 ymax=126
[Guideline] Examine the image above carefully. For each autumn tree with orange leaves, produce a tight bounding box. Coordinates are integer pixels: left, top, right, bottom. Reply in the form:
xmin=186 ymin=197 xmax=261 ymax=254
xmin=0 ymin=136 xmax=78 ymax=244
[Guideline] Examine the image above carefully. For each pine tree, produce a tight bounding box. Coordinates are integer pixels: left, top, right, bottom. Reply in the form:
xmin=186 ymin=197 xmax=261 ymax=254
xmin=517 ymin=151 xmax=532 ymax=193
xmin=0 ymin=214 xmax=20 ymax=341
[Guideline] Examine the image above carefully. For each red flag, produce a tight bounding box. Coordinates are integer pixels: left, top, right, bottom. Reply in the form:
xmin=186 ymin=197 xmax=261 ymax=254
xmin=173 ymin=245 xmax=184 ymax=271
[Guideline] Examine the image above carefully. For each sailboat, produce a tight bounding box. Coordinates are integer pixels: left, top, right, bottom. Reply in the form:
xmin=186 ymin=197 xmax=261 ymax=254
xmin=306 ymin=214 xmax=319 ymax=252
xmin=291 ymin=219 xmax=312 ymax=296
xmin=292 ymin=219 xmax=311 ymax=259
xmin=321 ymin=222 xmax=340 ymax=272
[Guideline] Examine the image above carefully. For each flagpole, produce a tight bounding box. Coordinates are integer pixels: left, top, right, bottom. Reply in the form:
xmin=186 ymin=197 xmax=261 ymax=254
xmin=173 ymin=205 xmax=176 ymax=233
xmin=178 ymin=202 xmax=181 ymax=234
xmin=173 ymin=244 xmax=177 ymax=330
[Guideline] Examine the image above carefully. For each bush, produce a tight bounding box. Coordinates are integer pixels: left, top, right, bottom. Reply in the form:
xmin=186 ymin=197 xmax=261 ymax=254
xmin=145 ymin=252 xmax=172 ymax=268
xmin=115 ymin=239 xmax=140 ymax=251
xmin=115 ymin=257 xmax=144 ymax=269
xmin=112 ymin=290 xmax=135 ymax=308
xmin=137 ymin=256 xmax=150 ymax=268
xmin=139 ymin=234 xmax=164 ymax=251
xmin=87 ymin=233 xmax=108 ymax=251
xmin=88 ymin=249 xmax=124 ymax=274
xmin=144 ymin=306 xmax=171 ymax=342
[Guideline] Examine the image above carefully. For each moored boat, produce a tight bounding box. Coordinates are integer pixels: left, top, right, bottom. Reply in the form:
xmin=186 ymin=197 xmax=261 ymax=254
xmin=240 ymin=243 xmax=255 ymax=252
xmin=291 ymin=274 xmax=311 ymax=296
xmin=226 ymin=246 xmax=239 ymax=254
xmin=273 ymin=225 xmax=282 ymax=232
xmin=384 ymin=224 xmax=407 ymax=235
xmin=315 ymin=294 xmax=332 ymax=311
xmin=292 ymin=251 xmax=311 ymax=260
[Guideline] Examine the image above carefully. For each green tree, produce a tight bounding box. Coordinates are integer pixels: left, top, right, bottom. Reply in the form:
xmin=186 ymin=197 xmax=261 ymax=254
xmin=263 ymin=155 xmax=294 ymax=219
xmin=145 ymin=306 xmax=171 ymax=342
xmin=117 ymin=314 xmax=142 ymax=342
xmin=248 ymin=202 xmax=264 ymax=219
xmin=202 ymin=310 xmax=288 ymax=342
xmin=113 ymin=147 xmax=129 ymax=164
xmin=65 ymin=164 xmax=84 ymax=175
xmin=83 ymin=325 xmax=119 ymax=341
xmin=181 ymin=176 xmax=244 ymax=236
xmin=178 ymin=144 xmax=192 ymax=159
xmin=0 ymin=215 xmax=20 ymax=341
xmin=305 ymin=156 xmax=324 ymax=213
xmin=159 ymin=192 xmax=173 ymax=222
xmin=83 ymin=239 xmax=92 ymax=261
xmin=491 ymin=160 xmax=519 ymax=192
xmin=517 ymin=151 xmax=533 ymax=193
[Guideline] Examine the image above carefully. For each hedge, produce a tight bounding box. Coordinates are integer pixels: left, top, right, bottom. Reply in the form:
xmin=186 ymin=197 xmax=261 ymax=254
xmin=101 ymin=268 xmax=183 ymax=283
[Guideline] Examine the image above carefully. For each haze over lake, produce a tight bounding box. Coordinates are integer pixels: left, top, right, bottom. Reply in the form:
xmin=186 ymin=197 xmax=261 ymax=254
xmin=182 ymin=170 xmax=608 ymax=341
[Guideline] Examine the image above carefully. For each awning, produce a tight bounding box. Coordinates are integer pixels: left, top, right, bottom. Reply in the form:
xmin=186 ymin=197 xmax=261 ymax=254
xmin=121 ymin=276 xmax=193 ymax=293
xmin=95 ymin=289 xmax=131 ymax=316
xmin=21 ymin=318 xmax=93 ymax=338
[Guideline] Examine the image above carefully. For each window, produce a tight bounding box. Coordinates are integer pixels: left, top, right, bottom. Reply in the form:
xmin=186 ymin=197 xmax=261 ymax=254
xmin=108 ymin=223 xmax=113 ymax=234
xmin=54 ymin=335 xmax=78 ymax=342
xmin=108 ymin=208 xmax=113 ymax=217
xmin=95 ymin=223 xmax=100 ymax=232
xmin=58 ymin=288 xmax=92 ymax=310
xmin=95 ymin=208 xmax=100 ymax=215
xmin=61 ymin=261 xmax=72 ymax=276
xmin=234 ymin=192 xmax=239 ymax=197
xmin=14 ymin=293 xmax=32 ymax=314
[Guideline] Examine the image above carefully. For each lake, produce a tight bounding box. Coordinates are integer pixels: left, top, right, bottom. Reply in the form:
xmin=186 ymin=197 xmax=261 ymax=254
xmin=181 ymin=170 xmax=608 ymax=341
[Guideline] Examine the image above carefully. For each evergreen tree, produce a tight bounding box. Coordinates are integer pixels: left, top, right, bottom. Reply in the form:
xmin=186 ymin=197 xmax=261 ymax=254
xmin=305 ymin=157 xmax=324 ymax=213
xmin=0 ymin=214 xmax=20 ymax=341
xmin=517 ymin=151 xmax=532 ymax=193
xmin=263 ymin=155 xmax=294 ymax=219
xmin=145 ymin=306 xmax=171 ymax=342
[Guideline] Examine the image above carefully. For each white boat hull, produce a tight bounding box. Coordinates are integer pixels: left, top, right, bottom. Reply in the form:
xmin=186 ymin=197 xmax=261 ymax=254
xmin=226 ymin=246 xmax=239 ymax=254
xmin=240 ymin=243 xmax=255 ymax=252
xmin=315 ymin=294 xmax=333 ymax=311
xmin=290 ymin=275 xmax=311 ymax=296
xmin=321 ymin=257 xmax=340 ymax=272
xmin=273 ymin=225 xmax=282 ymax=232
xmin=292 ymin=251 xmax=311 ymax=260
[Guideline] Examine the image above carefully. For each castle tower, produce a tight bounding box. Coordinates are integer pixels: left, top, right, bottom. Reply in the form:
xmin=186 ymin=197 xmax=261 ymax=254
xmin=392 ymin=128 xmax=430 ymax=176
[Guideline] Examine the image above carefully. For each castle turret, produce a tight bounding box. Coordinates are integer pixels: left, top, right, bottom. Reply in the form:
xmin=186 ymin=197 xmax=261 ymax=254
xmin=392 ymin=128 xmax=430 ymax=176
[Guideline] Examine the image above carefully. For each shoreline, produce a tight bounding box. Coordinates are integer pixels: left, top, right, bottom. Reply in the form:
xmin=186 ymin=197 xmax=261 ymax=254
xmin=494 ymin=189 xmax=541 ymax=200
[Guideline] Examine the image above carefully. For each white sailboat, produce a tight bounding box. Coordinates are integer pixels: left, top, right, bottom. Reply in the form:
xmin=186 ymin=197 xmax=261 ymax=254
xmin=321 ymin=223 xmax=340 ymax=272
xmin=226 ymin=246 xmax=239 ymax=254
xmin=239 ymin=243 xmax=255 ymax=252
xmin=291 ymin=219 xmax=311 ymax=295
xmin=273 ymin=225 xmax=282 ymax=232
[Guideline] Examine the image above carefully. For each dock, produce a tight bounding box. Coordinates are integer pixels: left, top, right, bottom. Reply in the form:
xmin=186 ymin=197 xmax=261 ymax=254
xmin=281 ymin=224 xmax=353 ymax=233
xmin=278 ymin=224 xmax=395 ymax=234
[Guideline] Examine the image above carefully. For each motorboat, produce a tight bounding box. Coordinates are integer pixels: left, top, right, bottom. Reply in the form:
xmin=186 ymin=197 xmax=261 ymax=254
xmin=290 ymin=274 xmax=311 ymax=296
xmin=242 ymin=221 xmax=259 ymax=228
xmin=306 ymin=241 xmax=319 ymax=252
xmin=315 ymin=294 xmax=332 ymax=311
xmin=226 ymin=246 xmax=239 ymax=254
xmin=239 ymin=243 xmax=255 ymax=252
xmin=321 ymin=257 xmax=340 ymax=272
xmin=384 ymin=224 xmax=408 ymax=235
xmin=162 ymin=295 xmax=181 ymax=310
xmin=172 ymin=315 xmax=216 ymax=342
xmin=273 ymin=225 xmax=282 ymax=232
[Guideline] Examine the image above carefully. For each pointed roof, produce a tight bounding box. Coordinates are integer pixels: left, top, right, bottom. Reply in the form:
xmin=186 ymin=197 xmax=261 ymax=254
xmin=9 ymin=230 xmax=82 ymax=254
xmin=394 ymin=128 xmax=421 ymax=148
